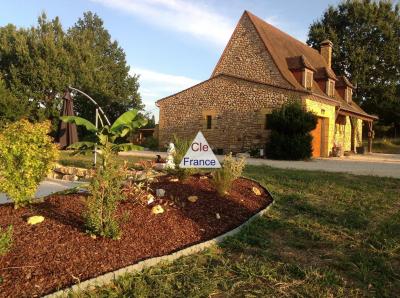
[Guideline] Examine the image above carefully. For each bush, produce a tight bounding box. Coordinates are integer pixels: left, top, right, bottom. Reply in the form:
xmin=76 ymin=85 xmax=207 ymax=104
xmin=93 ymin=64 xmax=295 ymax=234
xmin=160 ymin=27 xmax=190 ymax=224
xmin=266 ymin=102 xmax=317 ymax=160
xmin=170 ymin=135 xmax=196 ymax=180
xmin=85 ymin=155 xmax=126 ymax=239
xmin=0 ymin=225 xmax=13 ymax=256
xmin=0 ymin=120 xmax=58 ymax=208
xmin=212 ymin=153 xmax=246 ymax=196
xmin=142 ymin=136 xmax=158 ymax=150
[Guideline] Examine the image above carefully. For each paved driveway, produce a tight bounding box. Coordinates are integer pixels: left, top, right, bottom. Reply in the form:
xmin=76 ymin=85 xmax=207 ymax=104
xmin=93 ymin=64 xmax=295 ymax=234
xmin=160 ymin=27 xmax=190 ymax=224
xmin=0 ymin=179 xmax=82 ymax=205
xmin=120 ymin=151 xmax=400 ymax=179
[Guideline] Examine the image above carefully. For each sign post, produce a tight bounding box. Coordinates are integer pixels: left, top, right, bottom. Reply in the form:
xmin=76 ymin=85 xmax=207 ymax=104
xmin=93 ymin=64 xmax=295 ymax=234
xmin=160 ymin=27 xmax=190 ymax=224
xmin=179 ymin=132 xmax=221 ymax=169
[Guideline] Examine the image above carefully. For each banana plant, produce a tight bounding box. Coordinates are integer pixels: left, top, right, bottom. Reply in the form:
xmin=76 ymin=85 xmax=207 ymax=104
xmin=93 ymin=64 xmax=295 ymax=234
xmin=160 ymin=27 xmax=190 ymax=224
xmin=60 ymin=109 xmax=147 ymax=167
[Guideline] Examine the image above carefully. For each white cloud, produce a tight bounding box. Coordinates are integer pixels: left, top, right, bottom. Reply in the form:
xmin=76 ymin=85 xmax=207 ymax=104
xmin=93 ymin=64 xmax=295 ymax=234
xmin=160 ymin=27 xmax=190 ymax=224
xmin=91 ymin=0 xmax=234 ymax=46
xmin=130 ymin=67 xmax=200 ymax=120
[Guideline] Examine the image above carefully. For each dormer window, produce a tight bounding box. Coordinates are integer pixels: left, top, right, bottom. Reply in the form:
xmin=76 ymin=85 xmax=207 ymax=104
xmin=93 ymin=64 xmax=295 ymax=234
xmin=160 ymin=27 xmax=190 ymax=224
xmin=336 ymin=76 xmax=355 ymax=102
xmin=326 ymin=79 xmax=335 ymax=97
xmin=286 ymin=55 xmax=316 ymax=90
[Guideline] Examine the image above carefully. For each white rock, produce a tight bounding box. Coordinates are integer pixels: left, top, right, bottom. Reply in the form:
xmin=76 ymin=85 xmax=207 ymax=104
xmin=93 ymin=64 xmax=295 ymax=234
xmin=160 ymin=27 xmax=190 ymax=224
xmin=147 ymin=194 xmax=155 ymax=205
xmin=156 ymin=189 xmax=166 ymax=197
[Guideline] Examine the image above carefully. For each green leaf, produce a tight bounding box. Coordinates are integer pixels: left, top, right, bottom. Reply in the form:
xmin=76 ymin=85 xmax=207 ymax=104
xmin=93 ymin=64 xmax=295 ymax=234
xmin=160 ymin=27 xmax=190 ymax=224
xmin=110 ymin=109 xmax=138 ymax=132
xmin=60 ymin=116 xmax=97 ymax=132
xmin=112 ymin=143 xmax=144 ymax=152
xmin=98 ymin=134 xmax=108 ymax=146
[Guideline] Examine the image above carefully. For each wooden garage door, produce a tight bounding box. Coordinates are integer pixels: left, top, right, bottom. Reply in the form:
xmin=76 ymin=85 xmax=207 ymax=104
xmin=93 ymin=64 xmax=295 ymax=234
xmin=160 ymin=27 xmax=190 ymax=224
xmin=311 ymin=118 xmax=323 ymax=157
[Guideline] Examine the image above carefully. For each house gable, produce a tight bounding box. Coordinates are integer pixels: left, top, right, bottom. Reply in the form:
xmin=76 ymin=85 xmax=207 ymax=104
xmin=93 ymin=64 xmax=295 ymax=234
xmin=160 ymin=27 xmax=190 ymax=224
xmin=211 ymin=13 xmax=292 ymax=88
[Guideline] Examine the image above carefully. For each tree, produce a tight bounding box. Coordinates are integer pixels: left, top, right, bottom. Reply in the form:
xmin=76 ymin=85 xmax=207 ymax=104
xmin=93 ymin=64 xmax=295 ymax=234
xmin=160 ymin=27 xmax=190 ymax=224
xmin=0 ymin=79 xmax=30 ymax=128
xmin=0 ymin=12 xmax=143 ymax=133
xmin=307 ymin=0 xmax=400 ymax=135
xmin=0 ymin=14 xmax=71 ymax=131
xmin=67 ymin=12 xmax=143 ymax=123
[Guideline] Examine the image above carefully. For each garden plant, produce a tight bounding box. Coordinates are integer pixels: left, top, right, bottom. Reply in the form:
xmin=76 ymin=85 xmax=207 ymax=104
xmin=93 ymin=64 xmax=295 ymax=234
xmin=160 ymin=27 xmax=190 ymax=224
xmin=169 ymin=134 xmax=197 ymax=180
xmin=0 ymin=225 xmax=13 ymax=256
xmin=0 ymin=120 xmax=58 ymax=208
xmin=212 ymin=153 xmax=246 ymax=196
xmin=61 ymin=109 xmax=147 ymax=238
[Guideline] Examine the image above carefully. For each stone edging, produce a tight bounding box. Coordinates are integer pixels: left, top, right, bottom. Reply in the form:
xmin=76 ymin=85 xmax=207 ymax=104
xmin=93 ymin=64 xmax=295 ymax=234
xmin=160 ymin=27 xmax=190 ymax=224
xmin=44 ymin=180 xmax=275 ymax=298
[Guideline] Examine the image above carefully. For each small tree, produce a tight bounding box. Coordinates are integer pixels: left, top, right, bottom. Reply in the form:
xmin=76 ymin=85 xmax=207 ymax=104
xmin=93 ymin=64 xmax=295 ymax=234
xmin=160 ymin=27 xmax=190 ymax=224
xmin=0 ymin=120 xmax=58 ymax=208
xmin=266 ymin=102 xmax=317 ymax=160
xmin=61 ymin=109 xmax=146 ymax=239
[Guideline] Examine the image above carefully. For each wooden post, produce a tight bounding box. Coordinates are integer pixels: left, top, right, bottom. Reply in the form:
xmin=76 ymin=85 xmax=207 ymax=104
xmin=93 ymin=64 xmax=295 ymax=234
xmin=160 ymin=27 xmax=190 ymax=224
xmin=367 ymin=121 xmax=373 ymax=154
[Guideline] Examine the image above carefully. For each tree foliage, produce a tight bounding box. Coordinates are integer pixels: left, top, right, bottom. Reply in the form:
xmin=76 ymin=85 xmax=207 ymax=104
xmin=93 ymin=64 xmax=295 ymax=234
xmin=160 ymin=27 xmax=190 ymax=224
xmin=0 ymin=12 xmax=143 ymax=132
xmin=0 ymin=79 xmax=30 ymax=128
xmin=307 ymin=0 xmax=400 ymax=132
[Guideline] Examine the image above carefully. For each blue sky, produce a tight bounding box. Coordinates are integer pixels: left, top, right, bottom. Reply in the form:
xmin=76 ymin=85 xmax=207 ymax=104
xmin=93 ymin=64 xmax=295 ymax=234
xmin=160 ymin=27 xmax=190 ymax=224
xmin=0 ymin=0 xmax=340 ymax=120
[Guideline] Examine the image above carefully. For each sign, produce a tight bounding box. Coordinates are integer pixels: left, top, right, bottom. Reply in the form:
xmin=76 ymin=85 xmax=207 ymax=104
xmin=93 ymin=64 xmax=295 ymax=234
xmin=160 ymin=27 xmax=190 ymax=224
xmin=179 ymin=131 xmax=221 ymax=168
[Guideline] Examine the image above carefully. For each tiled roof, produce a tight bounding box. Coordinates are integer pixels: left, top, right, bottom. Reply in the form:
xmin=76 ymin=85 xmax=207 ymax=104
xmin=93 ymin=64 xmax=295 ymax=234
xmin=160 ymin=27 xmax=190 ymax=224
xmin=245 ymin=11 xmax=375 ymax=120
xmin=314 ymin=67 xmax=338 ymax=81
xmin=286 ymin=55 xmax=316 ymax=72
xmin=336 ymin=76 xmax=355 ymax=88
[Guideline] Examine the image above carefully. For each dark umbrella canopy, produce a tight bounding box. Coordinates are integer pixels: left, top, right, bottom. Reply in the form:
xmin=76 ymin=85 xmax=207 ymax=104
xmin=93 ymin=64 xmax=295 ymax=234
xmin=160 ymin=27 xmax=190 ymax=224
xmin=58 ymin=90 xmax=78 ymax=149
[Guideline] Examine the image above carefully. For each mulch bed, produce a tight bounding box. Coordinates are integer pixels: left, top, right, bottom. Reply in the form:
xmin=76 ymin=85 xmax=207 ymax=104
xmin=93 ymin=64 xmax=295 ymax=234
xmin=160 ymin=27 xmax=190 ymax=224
xmin=0 ymin=175 xmax=272 ymax=297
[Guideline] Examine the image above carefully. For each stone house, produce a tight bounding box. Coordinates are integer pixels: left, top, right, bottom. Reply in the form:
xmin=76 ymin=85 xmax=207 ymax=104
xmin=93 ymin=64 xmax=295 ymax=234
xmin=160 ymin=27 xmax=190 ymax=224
xmin=156 ymin=11 xmax=377 ymax=157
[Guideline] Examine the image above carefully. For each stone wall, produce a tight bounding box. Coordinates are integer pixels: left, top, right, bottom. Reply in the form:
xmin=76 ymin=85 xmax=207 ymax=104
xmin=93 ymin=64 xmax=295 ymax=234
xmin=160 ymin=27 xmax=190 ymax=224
xmin=212 ymin=13 xmax=292 ymax=88
xmin=158 ymin=75 xmax=303 ymax=153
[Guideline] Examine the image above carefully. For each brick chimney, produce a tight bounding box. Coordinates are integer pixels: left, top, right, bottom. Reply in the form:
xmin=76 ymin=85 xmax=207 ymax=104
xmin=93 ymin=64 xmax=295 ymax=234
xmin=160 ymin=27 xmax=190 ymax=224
xmin=320 ymin=40 xmax=333 ymax=68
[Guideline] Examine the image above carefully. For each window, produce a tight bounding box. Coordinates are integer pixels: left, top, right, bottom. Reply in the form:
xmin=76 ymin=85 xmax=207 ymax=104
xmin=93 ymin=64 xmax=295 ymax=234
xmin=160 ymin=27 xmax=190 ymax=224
xmin=206 ymin=115 xmax=212 ymax=129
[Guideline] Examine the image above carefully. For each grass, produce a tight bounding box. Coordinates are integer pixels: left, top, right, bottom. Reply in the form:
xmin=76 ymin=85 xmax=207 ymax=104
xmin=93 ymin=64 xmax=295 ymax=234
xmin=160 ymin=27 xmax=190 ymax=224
xmin=71 ymin=166 xmax=400 ymax=297
xmin=365 ymin=138 xmax=400 ymax=154
xmin=57 ymin=150 xmax=150 ymax=169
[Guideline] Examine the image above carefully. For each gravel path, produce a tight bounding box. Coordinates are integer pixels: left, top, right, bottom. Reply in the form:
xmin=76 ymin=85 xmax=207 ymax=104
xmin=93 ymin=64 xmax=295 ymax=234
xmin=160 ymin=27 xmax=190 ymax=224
xmin=120 ymin=151 xmax=400 ymax=179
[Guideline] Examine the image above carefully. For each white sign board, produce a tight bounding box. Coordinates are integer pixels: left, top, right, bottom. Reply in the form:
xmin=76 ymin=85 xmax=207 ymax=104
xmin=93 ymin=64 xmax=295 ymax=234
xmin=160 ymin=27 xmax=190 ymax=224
xmin=179 ymin=131 xmax=221 ymax=168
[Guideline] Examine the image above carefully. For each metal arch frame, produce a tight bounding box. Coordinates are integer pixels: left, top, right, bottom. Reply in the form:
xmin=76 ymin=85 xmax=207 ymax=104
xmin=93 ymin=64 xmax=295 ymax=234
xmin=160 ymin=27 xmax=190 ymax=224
xmin=68 ymin=86 xmax=111 ymax=166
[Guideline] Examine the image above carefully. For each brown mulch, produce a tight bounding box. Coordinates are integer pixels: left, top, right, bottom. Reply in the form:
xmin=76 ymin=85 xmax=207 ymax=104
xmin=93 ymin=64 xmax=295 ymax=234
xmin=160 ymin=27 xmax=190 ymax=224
xmin=0 ymin=175 xmax=272 ymax=297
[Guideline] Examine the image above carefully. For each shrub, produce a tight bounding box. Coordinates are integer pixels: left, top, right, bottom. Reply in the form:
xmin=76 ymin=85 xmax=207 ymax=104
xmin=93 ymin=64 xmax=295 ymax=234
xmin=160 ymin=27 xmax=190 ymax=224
xmin=170 ymin=134 xmax=196 ymax=180
xmin=0 ymin=225 xmax=13 ymax=256
xmin=0 ymin=120 xmax=58 ymax=208
xmin=142 ymin=136 xmax=158 ymax=150
xmin=85 ymin=151 xmax=127 ymax=239
xmin=266 ymin=102 xmax=317 ymax=160
xmin=212 ymin=153 xmax=246 ymax=196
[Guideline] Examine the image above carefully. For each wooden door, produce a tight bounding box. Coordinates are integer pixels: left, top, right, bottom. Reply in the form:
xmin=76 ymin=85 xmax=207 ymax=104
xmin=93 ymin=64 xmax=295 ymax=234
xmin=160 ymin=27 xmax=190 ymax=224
xmin=311 ymin=118 xmax=323 ymax=157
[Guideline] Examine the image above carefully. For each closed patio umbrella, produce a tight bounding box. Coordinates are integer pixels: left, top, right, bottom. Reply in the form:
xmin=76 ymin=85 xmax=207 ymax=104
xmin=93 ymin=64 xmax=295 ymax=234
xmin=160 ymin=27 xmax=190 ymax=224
xmin=58 ymin=89 xmax=78 ymax=149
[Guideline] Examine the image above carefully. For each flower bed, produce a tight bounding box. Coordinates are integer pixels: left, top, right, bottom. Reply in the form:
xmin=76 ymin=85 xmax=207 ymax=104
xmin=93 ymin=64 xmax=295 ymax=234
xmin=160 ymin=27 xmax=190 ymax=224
xmin=0 ymin=175 xmax=272 ymax=297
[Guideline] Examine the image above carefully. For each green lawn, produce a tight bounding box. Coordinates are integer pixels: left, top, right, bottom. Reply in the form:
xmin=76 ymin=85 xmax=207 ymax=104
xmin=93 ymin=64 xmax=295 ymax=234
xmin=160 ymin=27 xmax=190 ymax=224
xmin=57 ymin=150 xmax=150 ymax=169
xmin=73 ymin=166 xmax=400 ymax=297
xmin=367 ymin=138 xmax=400 ymax=154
